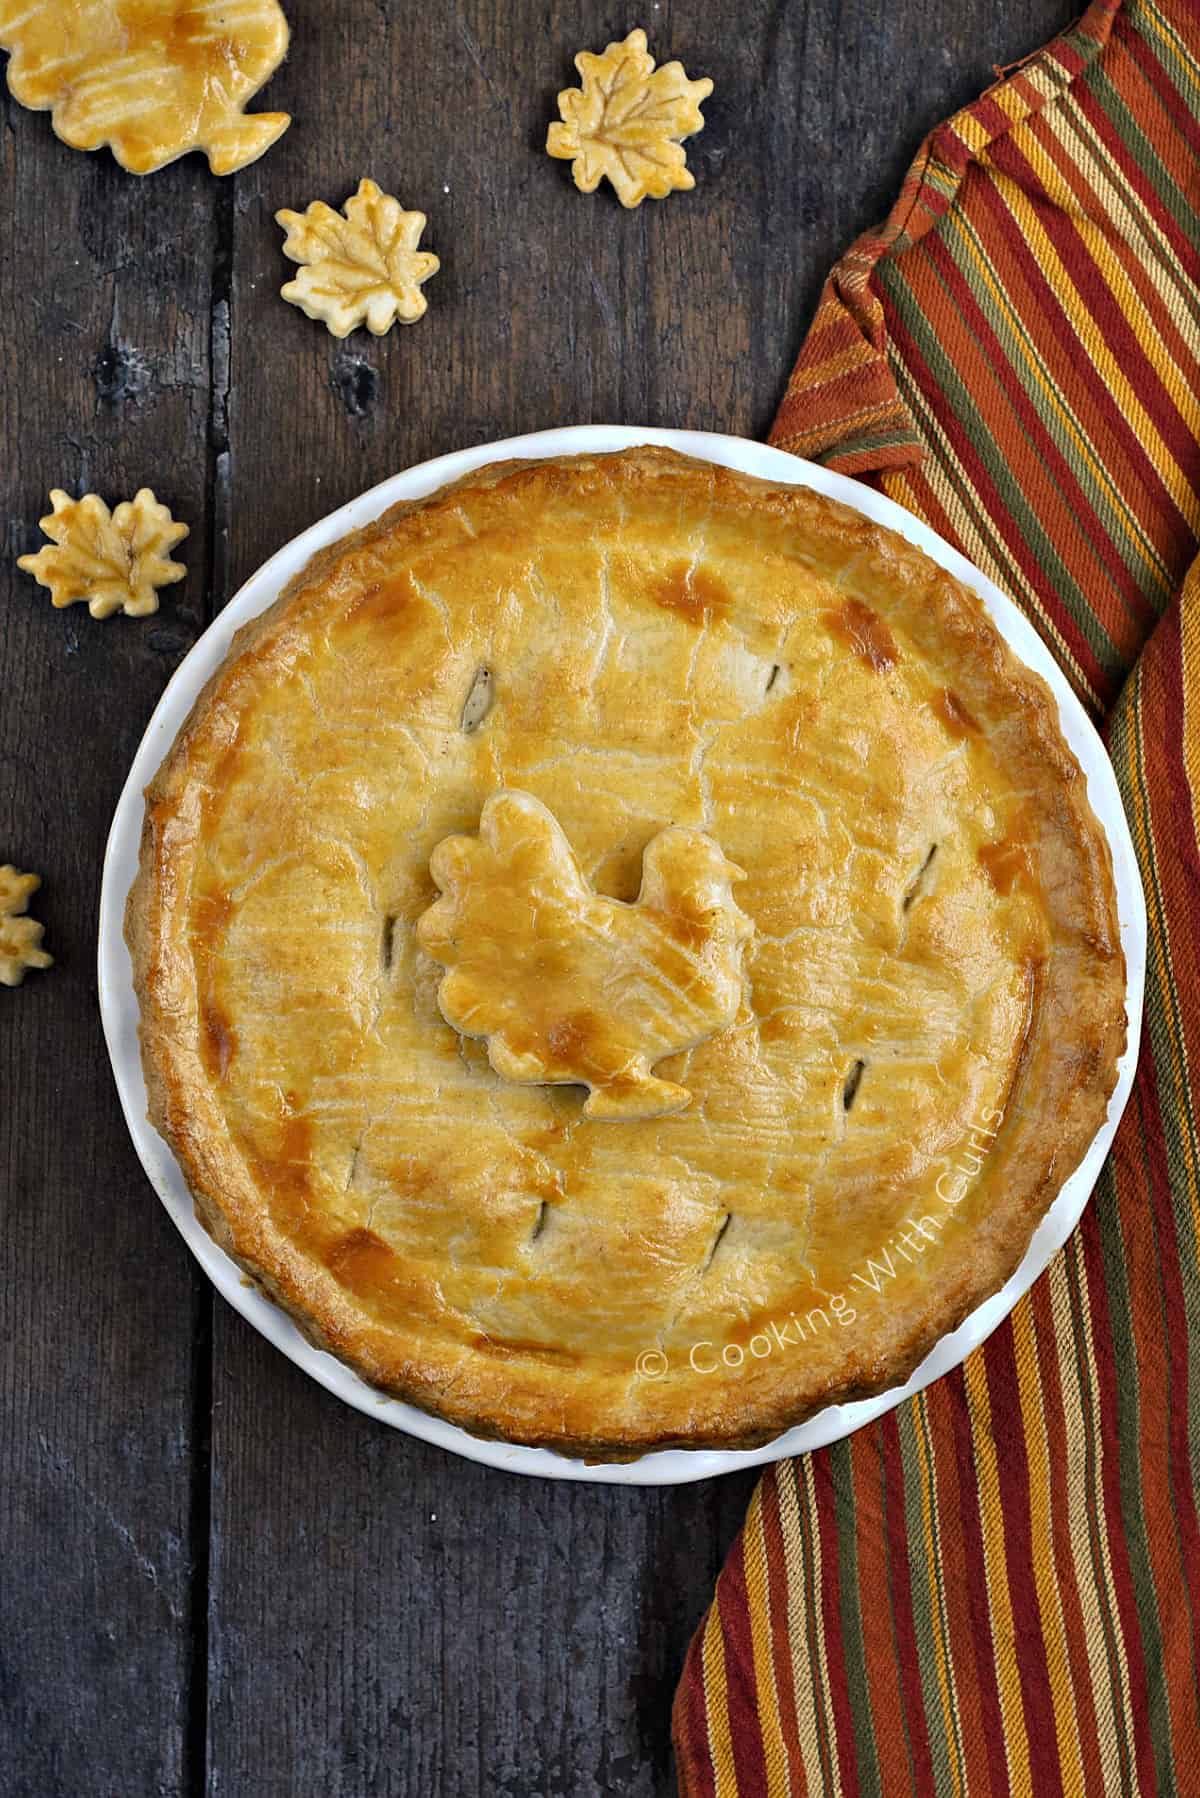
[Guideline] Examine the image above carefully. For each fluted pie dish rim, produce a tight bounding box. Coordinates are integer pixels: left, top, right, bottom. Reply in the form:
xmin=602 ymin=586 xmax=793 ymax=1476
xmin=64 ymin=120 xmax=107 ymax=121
xmin=99 ymin=426 xmax=1145 ymax=1485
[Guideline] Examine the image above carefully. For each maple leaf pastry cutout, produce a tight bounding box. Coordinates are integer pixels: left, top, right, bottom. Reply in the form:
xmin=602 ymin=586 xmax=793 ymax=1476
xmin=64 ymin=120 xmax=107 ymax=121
xmin=276 ymin=179 xmax=440 ymax=338
xmin=0 ymin=0 xmax=291 ymax=176
xmin=546 ymin=27 xmax=713 ymax=209
xmin=18 ymin=489 xmax=188 ymax=619
xmin=416 ymin=790 xmax=753 ymax=1121
xmin=0 ymin=867 xmax=52 ymax=987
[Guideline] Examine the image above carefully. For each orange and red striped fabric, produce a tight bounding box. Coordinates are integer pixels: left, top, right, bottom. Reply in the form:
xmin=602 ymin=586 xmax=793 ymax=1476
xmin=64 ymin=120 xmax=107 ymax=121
xmin=674 ymin=3 xmax=1200 ymax=1792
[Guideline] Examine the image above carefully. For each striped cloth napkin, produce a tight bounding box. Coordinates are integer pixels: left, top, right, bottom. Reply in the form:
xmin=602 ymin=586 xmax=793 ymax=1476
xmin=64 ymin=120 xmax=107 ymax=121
xmin=673 ymin=1 xmax=1200 ymax=1791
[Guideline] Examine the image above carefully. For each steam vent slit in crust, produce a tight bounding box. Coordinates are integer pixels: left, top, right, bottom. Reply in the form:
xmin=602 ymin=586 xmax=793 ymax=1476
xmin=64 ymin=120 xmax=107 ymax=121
xmin=126 ymin=448 xmax=1126 ymax=1458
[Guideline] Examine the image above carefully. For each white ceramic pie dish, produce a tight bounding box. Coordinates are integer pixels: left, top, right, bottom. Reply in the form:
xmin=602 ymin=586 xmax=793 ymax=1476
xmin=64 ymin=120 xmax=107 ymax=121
xmin=98 ymin=425 xmax=1146 ymax=1485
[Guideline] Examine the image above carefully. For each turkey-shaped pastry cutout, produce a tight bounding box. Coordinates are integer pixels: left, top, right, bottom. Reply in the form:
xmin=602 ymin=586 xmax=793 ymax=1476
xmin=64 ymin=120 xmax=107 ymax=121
xmin=417 ymin=791 xmax=753 ymax=1120
xmin=0 ymin=0 xmax=290 ymax=176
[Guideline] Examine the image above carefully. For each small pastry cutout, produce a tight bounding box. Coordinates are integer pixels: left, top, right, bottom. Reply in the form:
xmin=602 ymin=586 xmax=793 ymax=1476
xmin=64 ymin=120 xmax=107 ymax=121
xmin=417 ymin=790 xmax=752 ymax=1120
xmin=18 ymin=488 xmax=188 ymax=619
xmin=546 ymin=27 xmax=713 ymax=209
xmin=0 ymin=867 xmax=52 ymax=987
xmin=0 ymin=0 xmax=291 ymax=175
xmin=276 ymin=179 xmax=440 ymax=338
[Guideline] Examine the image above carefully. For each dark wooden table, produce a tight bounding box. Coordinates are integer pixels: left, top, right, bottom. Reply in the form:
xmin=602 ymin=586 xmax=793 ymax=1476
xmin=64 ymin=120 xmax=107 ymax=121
xmin=1 ymin=3 xmax=1075 ymax=1792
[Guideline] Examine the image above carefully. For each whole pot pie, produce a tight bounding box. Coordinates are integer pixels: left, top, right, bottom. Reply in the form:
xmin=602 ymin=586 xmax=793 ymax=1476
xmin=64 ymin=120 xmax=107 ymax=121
xmin=127 ymin=447 xmax=1126 ymax=1458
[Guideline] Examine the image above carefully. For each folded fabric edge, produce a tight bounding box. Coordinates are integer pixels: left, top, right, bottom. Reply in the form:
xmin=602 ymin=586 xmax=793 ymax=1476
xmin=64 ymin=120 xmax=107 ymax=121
xmin=769 ymin=0 xmax=1123 ymax=473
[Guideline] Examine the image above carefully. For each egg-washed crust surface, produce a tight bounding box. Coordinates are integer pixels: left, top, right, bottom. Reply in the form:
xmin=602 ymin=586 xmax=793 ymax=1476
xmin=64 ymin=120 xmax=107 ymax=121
xmin=126 ymin=448 xmax=1126 ymax=1458
xmin=0 ymin=0 xmax=290 ymax=177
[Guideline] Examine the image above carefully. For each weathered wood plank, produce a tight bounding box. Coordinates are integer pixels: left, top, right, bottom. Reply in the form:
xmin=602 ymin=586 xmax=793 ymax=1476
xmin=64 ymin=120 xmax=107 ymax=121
xmin=0 ymin=93 xmax=216 ymax=1798
xmin=206 ymin=1319 xmax=759 ymax=1797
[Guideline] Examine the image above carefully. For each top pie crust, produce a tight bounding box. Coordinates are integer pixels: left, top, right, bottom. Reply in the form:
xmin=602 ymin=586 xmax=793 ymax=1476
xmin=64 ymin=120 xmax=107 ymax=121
xmin=126 ymin=448 xmax=1126 ymax=1457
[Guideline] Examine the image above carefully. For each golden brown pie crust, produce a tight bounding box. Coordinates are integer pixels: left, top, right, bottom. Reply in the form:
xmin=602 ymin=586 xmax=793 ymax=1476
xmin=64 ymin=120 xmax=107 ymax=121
xmin=126 ymin=448 xmax=1126 ymax=1457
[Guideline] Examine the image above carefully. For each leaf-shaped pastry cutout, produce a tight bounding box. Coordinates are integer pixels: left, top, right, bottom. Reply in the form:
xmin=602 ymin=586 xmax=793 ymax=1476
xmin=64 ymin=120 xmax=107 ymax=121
xmin=546 ymin=27 xmax=713 ymax=209
xmin=0 ymin=0 xmax=290 ymax=175
xmin=18 ymin=489 xmax=188 ymax=619
xmin=416 ymin=790 xmax=752 ymax=1121
xmin=0 ymin=866 xmax=52 ymax=987
xmin=276 ymin=179 xmax=440 ymax=339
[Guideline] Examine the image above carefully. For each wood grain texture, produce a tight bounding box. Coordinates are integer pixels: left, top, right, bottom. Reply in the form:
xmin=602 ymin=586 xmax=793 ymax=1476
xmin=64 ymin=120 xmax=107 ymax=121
xmin=0 ymin=1 xmax=1076 ymax=1793
xmin=0 ymin=102 xmax=216 ymax=1798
